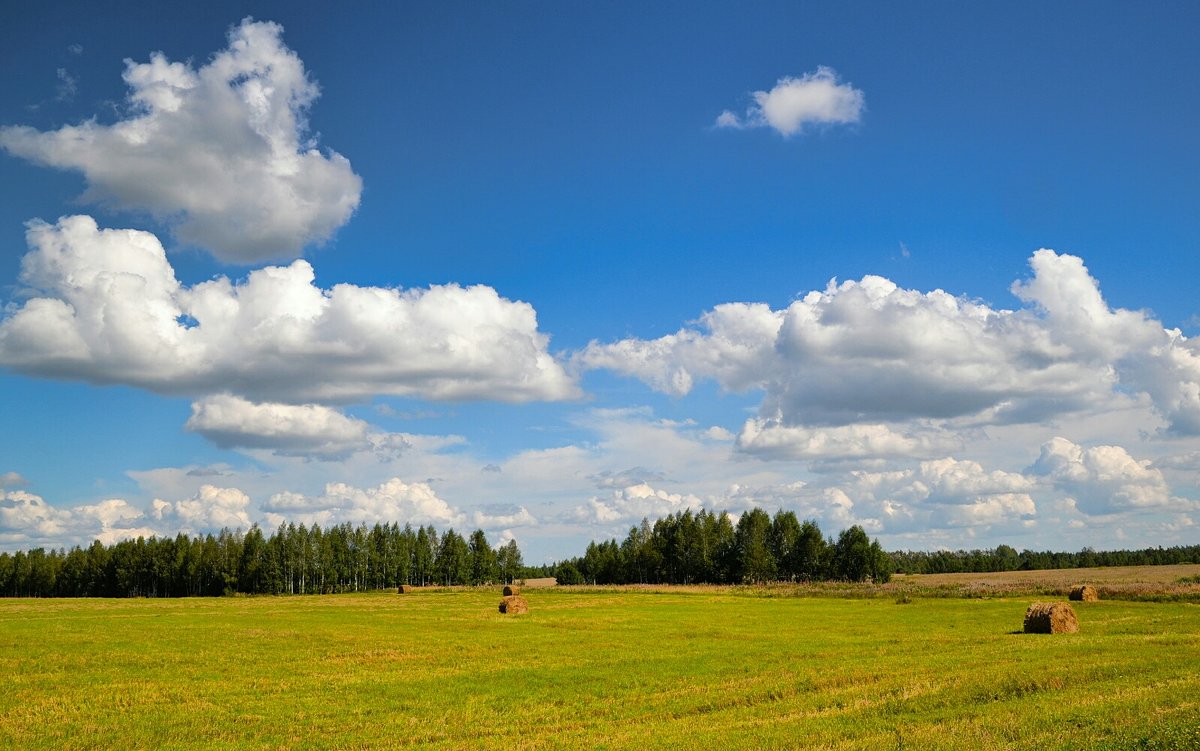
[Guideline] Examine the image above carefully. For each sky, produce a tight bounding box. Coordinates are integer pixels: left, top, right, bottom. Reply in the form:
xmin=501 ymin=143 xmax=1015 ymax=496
xmin=0 ymin=1 xmax=1198 ymax=561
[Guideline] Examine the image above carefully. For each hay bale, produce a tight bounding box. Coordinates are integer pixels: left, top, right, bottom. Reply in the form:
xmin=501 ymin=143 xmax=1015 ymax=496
xmin=397 ymin=584 xmax=416 ymax=594
xmin=498 ymin=595 xmax=529 ymax=614
xmin=1069 ymin=584 xmax=1099 ymax=602
xmin=1024 ymin=602 xmax=1079 ymax=634
xmin=502 ymin=584 xmax=520 ymax=596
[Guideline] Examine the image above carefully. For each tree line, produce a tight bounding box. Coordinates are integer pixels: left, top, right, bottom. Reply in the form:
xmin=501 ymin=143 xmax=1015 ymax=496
xmin=2 ymin=508 xmax=1197 ymax=597
xmin=0 ymin=523 xmax=525 ymax=598
xmin=551 ymin=509 xmax=892 ymax=586
xmin=889 ymin=543 xmax=1200 ymax=575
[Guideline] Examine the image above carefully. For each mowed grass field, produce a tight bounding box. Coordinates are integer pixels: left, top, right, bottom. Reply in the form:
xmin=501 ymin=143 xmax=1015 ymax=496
xmin=1 ymin=583 xmax=1198 ymax=750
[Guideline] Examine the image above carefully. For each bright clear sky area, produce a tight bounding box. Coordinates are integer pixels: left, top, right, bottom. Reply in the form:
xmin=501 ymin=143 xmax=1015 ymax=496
xmin=0 ymin=1 xmax=1197 ymax=561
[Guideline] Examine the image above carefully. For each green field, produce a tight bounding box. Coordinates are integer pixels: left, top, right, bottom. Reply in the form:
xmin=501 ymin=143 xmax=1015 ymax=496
xmin=1 ymin=588 xmax=1198 ymax=750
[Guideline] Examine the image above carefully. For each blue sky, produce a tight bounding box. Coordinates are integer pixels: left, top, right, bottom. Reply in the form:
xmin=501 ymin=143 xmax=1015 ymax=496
xmin=1 ymin=2 xmax=1197 ymax=561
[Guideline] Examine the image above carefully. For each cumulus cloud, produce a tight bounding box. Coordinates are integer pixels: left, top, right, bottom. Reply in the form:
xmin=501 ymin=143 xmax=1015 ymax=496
xmin=580 ymin=250 xmax=1200 ymax=459
xmin=740 ymin=457 xmax=1037 ymax=535
xmin=73 ymin=499 xmax=160 ymax=545
xmin=185 ymin=394 xmax=413 ymax=460
xmin=260 ymin=478 xmax=462 ymax=529
xmin=0 ymin=215 xmax=578 ymax=404
xmin=0 ymin=18 xmax=361 ymax=262
xmin=579 ymin=302 xmax=782 ymax=397
xmin=1 ymin=490 xmax=157 ymax=548
xmin=716 ymin=67 xmax=865 ymax=136
xmin=572 ymin=482 xmax=703 ymax=526
xmin=1028 ymin=437 xmax=1182 ymax=515
xmin=153 ymin=485 xmax=254 ymax=532
xmin=0 ymin=490 xmax=72 ymax=544
xmin=736 ymin=420 xmax=961 ymax=461
xmin=721 ymin=481 xmax=872 ymax=530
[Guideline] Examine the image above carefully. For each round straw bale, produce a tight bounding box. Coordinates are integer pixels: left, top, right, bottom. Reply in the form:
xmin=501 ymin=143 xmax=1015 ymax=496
xmin=1069 ymin=584 xmax=1098 ymax=602
xmin=397 ymin=585 xmax=414 ymax=594
xmin=502 ymin=585 xmax=520 ymax=596
xmin=499 ymin=595 xmax=529 ymax=614
xmin=1024 ymin=601 xmax=1079 ymax=634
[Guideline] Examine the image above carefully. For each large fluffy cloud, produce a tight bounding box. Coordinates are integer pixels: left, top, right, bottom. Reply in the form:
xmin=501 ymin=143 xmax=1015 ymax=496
xmin=152 ymin=485 xmax=254 ymax=533
xmin=260 ymin=478 xmax=462 ymax=529
xmin=1 ymin=490 xmax=157 ymax=547
xmin=0 ymin=18 xmax=361 ymax=262
xmin=716 ymin=67 xmax=865 ymax=136
xmin=0 ymin=490 xmax=72 ymax=545
xmin=580 ymin=250 xmax=1200 ymax=460
xmin=1028 ymin=437 xmax=1182 ymax=515
xmin=0 ymin=215 xmax=579 ymax=406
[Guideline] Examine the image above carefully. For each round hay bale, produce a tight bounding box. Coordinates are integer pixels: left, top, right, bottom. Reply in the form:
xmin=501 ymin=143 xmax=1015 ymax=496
xmin=398 ymin=584 xmax=415 ymax=594
xmin=1069 ymin=584 xmax=1099 ymax=602
xmin=502 ymin=584 xmax=520 ymax=596
xmin=1024 ymin=601 xmax=1079 ymax=634
xmin=498 ymin=595 xmax=529 ymax=614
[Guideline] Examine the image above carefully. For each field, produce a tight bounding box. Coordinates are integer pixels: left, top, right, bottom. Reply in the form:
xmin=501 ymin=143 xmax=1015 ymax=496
xmin=1 ymin=573 xmax=1199 ymax=750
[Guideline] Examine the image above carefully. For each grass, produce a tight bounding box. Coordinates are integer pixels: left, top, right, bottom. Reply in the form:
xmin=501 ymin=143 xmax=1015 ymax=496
xmin=0 ymin=585 xmax=1198 ymax=749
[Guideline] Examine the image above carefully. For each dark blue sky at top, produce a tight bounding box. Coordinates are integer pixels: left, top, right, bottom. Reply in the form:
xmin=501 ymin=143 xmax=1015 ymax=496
xmin=3 ymin=1 xmax=1197 ymax=345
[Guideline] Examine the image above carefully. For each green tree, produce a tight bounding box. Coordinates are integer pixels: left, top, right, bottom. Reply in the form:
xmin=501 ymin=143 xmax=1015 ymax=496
xmin=793 ymin=520 xmax=827 ymax=580
xmin=733 ymin=508 xmax=777 ymax=584
xmin=238 ymin=525 xmax=267 ymax=594
xmin=830 ymin=526 xmax=877 ymax=582
xmin=769 ymin=510 xmax=802 ymax=581
xmin=554 ymin=561 xmax=584 ymax=585
xmin=436 ymin=529 xmax=470 ymax=586
xmin=496 ymin=539 xmax=524 ymax=583
xmin=467 ymin=529 xmax=499 ymax=585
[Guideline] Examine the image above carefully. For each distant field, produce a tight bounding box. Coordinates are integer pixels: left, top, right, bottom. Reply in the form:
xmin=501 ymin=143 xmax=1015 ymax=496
xmin=889 ymin=563 xmax=1200 ymax=602
xmin=575 ymin=563 xmax=1200 ymax=602
xmin=1 ymin=585 xmax=1198 ymax=749
xmin=897 ymin=563 xmax=1200 ymax=587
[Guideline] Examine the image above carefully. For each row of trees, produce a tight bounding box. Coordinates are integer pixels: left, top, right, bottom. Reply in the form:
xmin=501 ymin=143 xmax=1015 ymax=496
xmin=889 ymin=543 xmax=1200 ymax=574
xmin=555 ymin=509 xmax=893 ymax=585
xmin=0 ymin=523 xmax=525 ymax=598
xmin=3 ymin=508 xmax=1196 ymax=597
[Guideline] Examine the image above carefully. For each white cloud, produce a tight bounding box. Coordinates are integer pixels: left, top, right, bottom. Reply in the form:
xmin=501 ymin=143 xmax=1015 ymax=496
xmin=0 ymin=491 xmax=157 ymax=548
xmin=721 ymin=481 xmax=866 ymax=528
xmin=716 ymin=67 xmax=865 ymax=136
xmin=580 ymin=250 xmax=1200 ymax=462
xmin=1028 ymin=437 xmax=1182 ymax=515
xmin=0 ymin=490 xmax=72 ymax=544
xmin=260 ymin=477 xmax=462 ymax=529
xmin=0 ymin=216 xmax=579 ymax=404
xmin=185 ymin=394 xmax=412 ymax=460
xmin=153 ymin=485 xmax=254 ymax=532
xmin=572 ymin=482 xmax=703 ymax=526
xmin=74 ymin=499 xmax=159 ymax=545
xmin=578 ymin=302 xmax=783 ymax=397
xmin=0 ymin=18 xmax=361 ymax=263
xmin=752 ymin=457 xmax=1038 ymax=535
xmin=736 ymin=420 xmax=961 ymax=460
